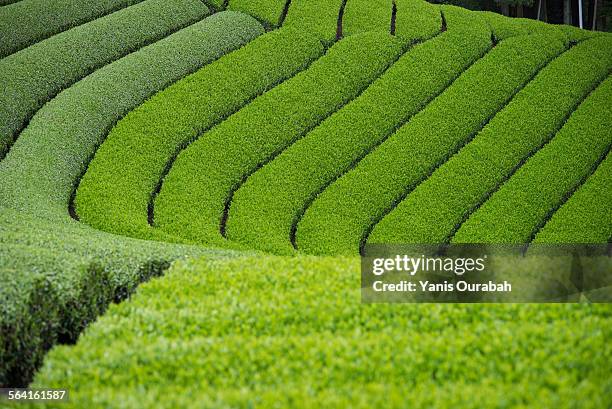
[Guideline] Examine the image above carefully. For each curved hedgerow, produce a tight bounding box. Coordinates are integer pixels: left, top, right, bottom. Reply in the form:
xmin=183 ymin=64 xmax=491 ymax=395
xmin=297 ymin=29 xmax=568 ymax=256
xmin=343 ymin=0 xmax=393 ymax=37
xmin=155 ymin=32 xmax=404 ymax=247
xmin=0 ymin=243 xmax=109 ymax=387
xmin=0 ymin=11 xmax=264 ymax=222
xmin=283 ymin=0 xmax=345 ymax=45
xmin=450 ymin=75 xmax=612 ymax=243
xmin=0 ymin=207 xmax=222 ymax=387
xmin=533 ymin=152 xmax=612 ymax=243
xmin=29 ymin=256 xmax=612 ymax=407
xmin=395 ymin=0 xmax=441 ymax=42
xmin=369 ymin=36 xmax=612 ymax=246
xmin=479 ymin=11 xmax=558 ymax=40
xmin=0 ymin=10 xmax=261 ymax=386
xmin=0 ymin=0 xmax=145 ymax=58
xmin=0 ymin=0 xmax=209 ymax=160
xmin=225 ymin=6 xmax=489 ymax=255
xmin=75 ymin=27 xmax=323 ymax=242
xmin=228 ymin=0 xmax=287 ymax=27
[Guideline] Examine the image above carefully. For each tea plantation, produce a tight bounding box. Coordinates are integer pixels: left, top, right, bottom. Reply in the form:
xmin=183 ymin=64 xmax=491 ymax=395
xmin=0 ymin=0 xmax=610 ymax=406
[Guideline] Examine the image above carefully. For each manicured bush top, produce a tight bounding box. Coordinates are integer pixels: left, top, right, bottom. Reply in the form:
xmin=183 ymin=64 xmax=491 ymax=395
xmin=0 ymin=0 xmax=209 ymax=159
xmin=29 ymin=256 xmax=612 ymax=407
xmin=0 ymin=0 xmax=145 ymax=58
xmin=453 ymin=75 xmax=612 ymax=243
xmin=75 ymin=27 xmax=323 ymax=242
xmin=155 ymin=32 xmax=404 ymax=247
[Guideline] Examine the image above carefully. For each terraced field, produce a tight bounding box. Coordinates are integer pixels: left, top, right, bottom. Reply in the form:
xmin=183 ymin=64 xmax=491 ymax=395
xmin=0 ymin=0 xmax=610 ymax=405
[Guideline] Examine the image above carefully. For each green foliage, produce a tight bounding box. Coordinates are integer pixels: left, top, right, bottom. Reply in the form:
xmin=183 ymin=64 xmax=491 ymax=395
xmin=370 ymin=35 xmax=612 ymax=246
xmin=479 ymin=10 xmax=561 ymax=40
xmin=0 ymin=0 xmax=210 ymax=159
xmin=0 ymin=11 xmax=264 ymax=222
xmin=298 ymin=28 xmax=569 ymax=256
xmin=0 ymin=0 xmax=145 ymax=58
xmin=395 ymin=0 xmax=442 ymax=41
xmin=534 ymin=152 xmax=612 ymax=243
xmin=155 ymin=32 xmax=404 ymax=247
xmin=27 ymin=256 xmax=612 ymax=407
xmin=453 ymin=76 xmax=612 ymax=243
xmin=283 ymin=0 xmax=345 ymax=44
xmin=226 ymin=6 xmax=489 ymax=255
xmin=0 ymin=207 xmax=227 ymax=387
xmin=0 ymin=11 xmax=261 ymax=386
xmin=343 ymin=0 xmax=393 ymax=37
xmin=76 ymin=27 xmax=323 ymax=242
xmin=228 ymin=0 xmax=287 ymax=27
xmin=1 ymin=0 xmax=611 ymax=393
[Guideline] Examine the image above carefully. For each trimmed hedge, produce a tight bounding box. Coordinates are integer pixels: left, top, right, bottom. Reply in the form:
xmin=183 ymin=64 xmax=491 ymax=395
xmin=0 ymin=244 xmax=109 ymax=387
xmin=534 ymin=152 xmax=612 ymax=243
xmin=343 ymin=0 xmax=393 ymax=37
xmin=156 ymin=32 xmax=404 ymax=247
xmin=206 ymin=0 xmax=226 ymax=9
xmin=226 ymin=6 xmax=490 ymax=255
xmin=0 ymin=0 xmax=145 ymax=58
xmin=228 ymin=0 xmax=287 ymax=27
xmin=0 ymin=0 xmax=209 ymax=159
xmin=29 ymin=256 xmax=612 ymax=407
xmin=75 ymin=27 xmax=323 ymax=242
xmin=298 ymin=30 xmax=569 ymax=256
xmin=395 ymin=0 xmax=441 ymax=42
xmin=283 ymin=0 xmax=345 ymax=45
xmin=0 ymin=11 xmax=264 ymax=223
xmin=0 ymin=11 xmax=260 ymax=385
xmin=479 ymin=11 xmax=558 ymax=40
xmin=369 ymin=36 xmax=612 ymax=246
xmin=451 ymin=76 xmax=612 ymax=243
xmin=0 ymin=206 xmax=225 ymax=387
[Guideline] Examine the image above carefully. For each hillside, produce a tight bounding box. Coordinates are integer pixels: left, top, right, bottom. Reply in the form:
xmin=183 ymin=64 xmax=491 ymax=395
xmin=0 ymin=0 xmax=610 ymax=405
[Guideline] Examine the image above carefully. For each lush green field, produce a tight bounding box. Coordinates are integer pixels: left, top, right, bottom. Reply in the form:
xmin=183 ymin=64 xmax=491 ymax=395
xmin=0 ymin=0 xmax=610 ymax=405
xmin=24 ymin=257 xmax=612 ymax=408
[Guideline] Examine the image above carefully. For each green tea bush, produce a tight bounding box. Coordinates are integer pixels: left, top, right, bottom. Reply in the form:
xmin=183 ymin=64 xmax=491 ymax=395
xmin=228 ymin=0 xmax=287 ymax=27
xmin=283 ymin=0 xmax=345 ymax=44
xmin=370 ymin=36 xmax=612 ymax=246
xmin=27 ymin=256 xmax=612 ymax=407
xmin=298 ymin=30 xmax=568 ymax=256
xmin=534 ymin=153 xmax=612 ymax=243
xmin=225 ymin=6 xmax=490 ymax=254
xmin=0 ymin=0 xmax=145 ymax=58
xmin=75 ymin=27 xmax=323 ymax=242
xmin=0 ymin=0 xmax=209 ymax=159
xmin=0 ymin=11 xmax=264 ymax=222
xmin=0 ymin=11 xmax=261 ymax=385
xmin=395 ymin=0 xmax=441 ymax=41
xmin=479 ymin=10 xmax=558 ymax=40
xmin=155 ymin=32 xmax=404 ymax=246
xmin=0 ymin=243 xmax=109 ymax=387
xmin=0 ymin=207 xmax=226 ymax=387
xmin=343 ymin=0 xmax=393 ymax=37
xmin=452 ymin=76 xmax=612 ymax=243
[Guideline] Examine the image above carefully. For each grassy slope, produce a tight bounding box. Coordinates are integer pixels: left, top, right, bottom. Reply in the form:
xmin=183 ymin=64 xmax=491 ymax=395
xmin=28 ymin=256 xmax=612 ymax=408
